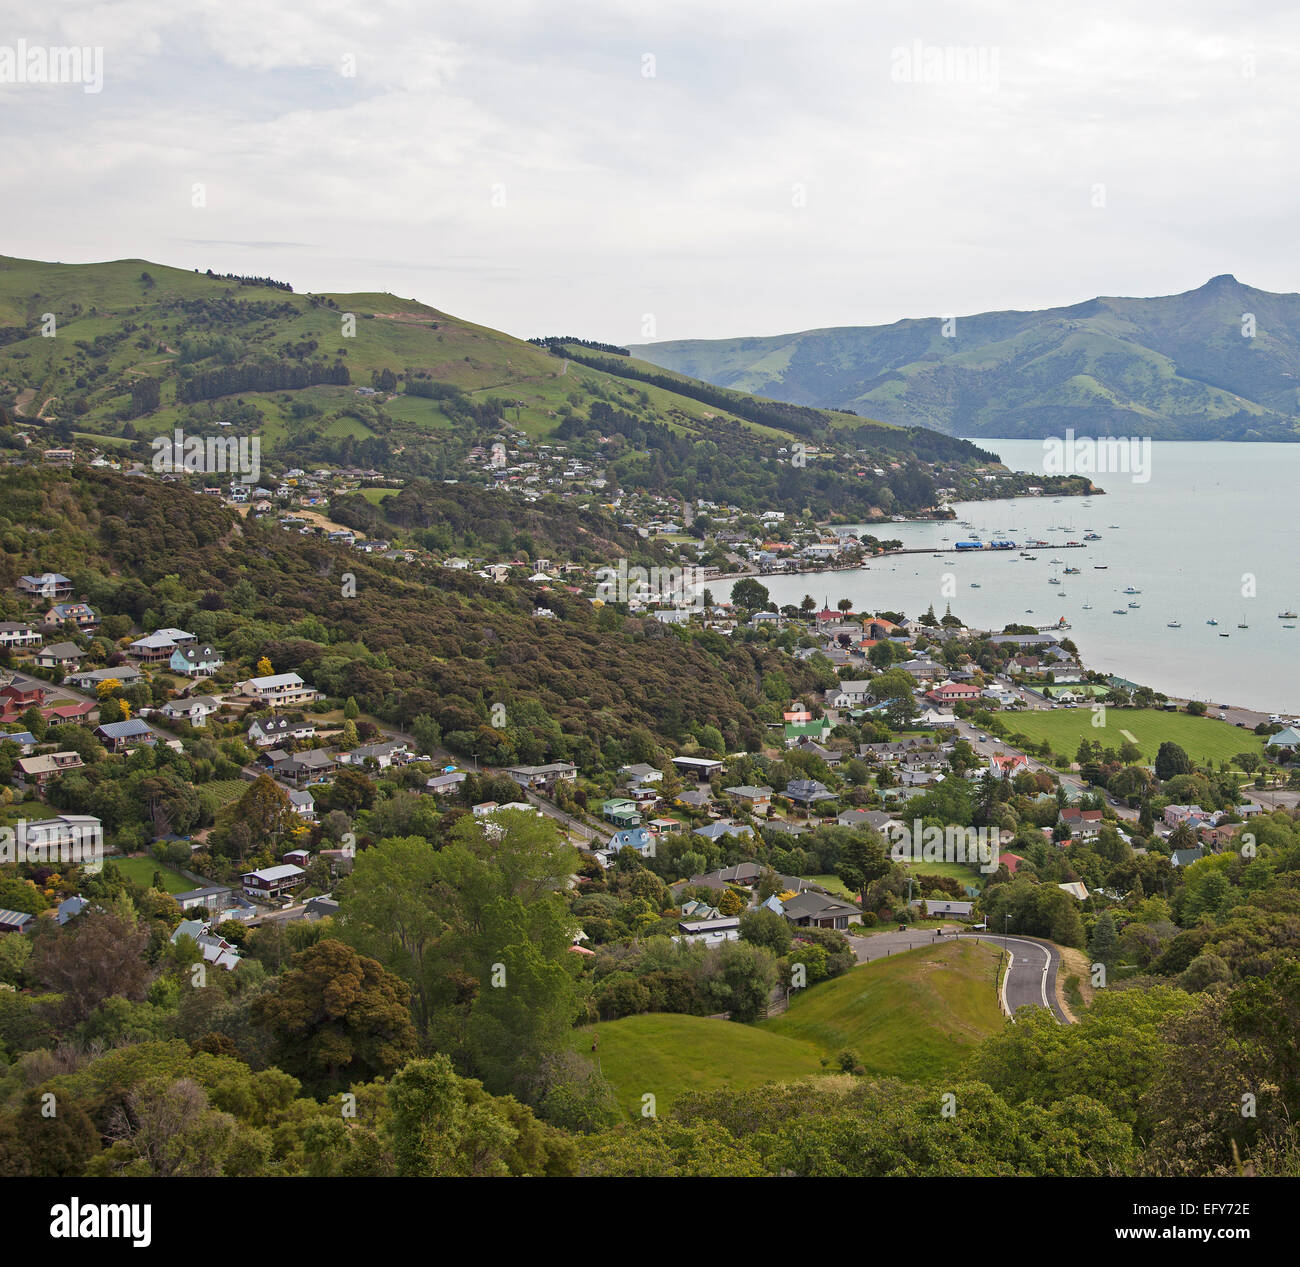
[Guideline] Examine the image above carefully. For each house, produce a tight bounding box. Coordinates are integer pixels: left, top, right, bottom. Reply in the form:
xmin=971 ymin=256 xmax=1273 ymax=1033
xmin=0 ymin=621 xmax=42 ymax=649
xmin=784 ymin=719 xmax=832 ymax=747
xmin=17 ymin=571 xmax=73 ymax=602
xmin=1199 ymin=822 xmax=1241 ymax=850
xmin=911 ymin=898 xmax=975 ymax=919
xmin=17 ymin=751 xmax=85 ymax=792
xmin=837 ymin=808 xmax=894 ymax=832
xmin=172 ymin=885 xmax=236 ymax=915
xmin=240 ymin=864 xmax=307 ymax=899
xmin=21 ymin=815 xmax=102 ymax=860
xmin=43 ymin=701 xmax=96 ymax=727
xmin=689 ymin=862 xmax=764 ymax=890
xmin=341 ymin=739 xmax=409 ymax=769
xmin=170 ymin=644 xmax=224 ymax=677
xmin=0 ymin=731 xmax=38 ymax=754
xmin=505 ymin=762 xmax=577 ymax=793
xmin=1059 ymin=807 xmax=1104 ymax=839
xmin=780 ymin=892 xmax=862 ymax=930
xmin=160 ymin=696 xmax=220 ymax=727
xmin=621 ymin=763 xmax=663 ymax=789
xmin=1058 ymin=881 xmax=1090 ymax=901
xmin=0 ymin=909 xmax=36 ymax=934
xmin=926 ymin=681 xmax=982 ymax=705
xmin=0 ymin=683 xmax=45 ymax=711
xmin=54 ymin=896 xmax=89 ymax=925
xmin=785 ymin=778 xmax=834 ymax=807
xmin=238 ymin=672 xmax=320 ymax=707
xmin=724 ymin=784 xmax=773 ymax=808
xmin=989 ymin=752 xmax=1030 ymax=778
xmin=66 ymin=665 xmax=142 ymax=690
xmin=794 ymin=738 xmax=842 ymax=766
xmin=1266 ymin=726 xmax=1300 ymax=751
xmin=283 ymin=849 xmax=312 ymax=867
xmin=675 ymin=916 xmax=741 ymax=946
xmin=595 ymin=827 xmax=655 ymax=866
xmin=999 ymin=851 xmax=1025 ymax=874
xmin=19 ymin=573 xmax=74 ymax=601
xmin=247 ymin=716 xmax=317 ymax=747
xmin=169 ymin=920 xmax=242 ymax=971
xmin=425 ymin=770 xmax=467 ymax=795
xmin=129 ymin=628 xmax=197 ymax=662
xmin=898 ymin=765 xmax=943 ymax=787
xmin=824 ymin=680 xmax=873 ymax=709
xmin=693 ymin=819 xmax=754 ymax=842
xmin=273 ymin=748 xmax=338 ymax=786
xmin=44 ymin=602 xmax=98 ymax=631
xmin=675 ymin=787 xmax=712 ymax=810
xmin=95 ymin=719 xmax=156 ymax=752
xmin=1171 ymin=847 xmax=1205 ymax=868
xmin=288 ymin=789 xmax=316 ymax=820
xmin=671 ymin=755 xmax=725 ymax=781
xmin=602 ymin=799 xmax=643 ymax=829
xmin=33 ymin=641 xmax=82 ymax=671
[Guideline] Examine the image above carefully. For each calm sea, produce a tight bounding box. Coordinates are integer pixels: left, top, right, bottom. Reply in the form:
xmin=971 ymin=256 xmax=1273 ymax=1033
xmin=727 ymin=440 xmax=1300 ymax=713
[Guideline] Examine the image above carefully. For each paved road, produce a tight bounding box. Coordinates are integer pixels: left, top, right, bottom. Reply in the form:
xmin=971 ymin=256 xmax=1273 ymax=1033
xmin=848 ymin=928 xmax=1070 ymax=1024
xmin=961 ymin=932 xmax=1068 ymax=1023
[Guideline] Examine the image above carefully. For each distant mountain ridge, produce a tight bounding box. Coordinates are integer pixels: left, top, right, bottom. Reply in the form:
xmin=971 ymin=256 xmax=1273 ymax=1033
xmin=631 ymin=276 xmax=1300 ymax=440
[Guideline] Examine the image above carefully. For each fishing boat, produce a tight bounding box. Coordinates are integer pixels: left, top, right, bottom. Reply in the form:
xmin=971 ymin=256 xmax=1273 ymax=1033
xmin=1167 ymin=620 xmax=1182 ymax=628
xmin=1064 ymin=566 xmax=1080 ymax=575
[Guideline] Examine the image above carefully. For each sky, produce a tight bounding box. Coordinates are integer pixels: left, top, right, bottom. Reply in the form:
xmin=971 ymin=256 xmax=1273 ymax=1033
xmin=3 ymin=0 xmax=1299 ymax=345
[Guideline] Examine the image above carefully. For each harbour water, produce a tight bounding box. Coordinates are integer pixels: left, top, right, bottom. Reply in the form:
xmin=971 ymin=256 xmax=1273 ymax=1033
xmin=726 ymin=440 xmax=1300 ymax=713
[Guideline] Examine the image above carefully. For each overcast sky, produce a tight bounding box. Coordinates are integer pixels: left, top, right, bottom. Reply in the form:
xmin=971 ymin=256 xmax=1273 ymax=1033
xmin=4 ymin=0 xmax=1298 ymax=344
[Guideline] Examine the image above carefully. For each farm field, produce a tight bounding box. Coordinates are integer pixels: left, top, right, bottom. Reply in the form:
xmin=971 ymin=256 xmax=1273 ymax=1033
xmin=1002 ymin=707 xmax=1264 ymax=766
xmin=761 ymin=940 xmax=1003 ymax=1078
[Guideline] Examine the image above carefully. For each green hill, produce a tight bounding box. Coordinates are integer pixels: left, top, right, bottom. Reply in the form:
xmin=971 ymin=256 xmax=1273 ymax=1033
xmin=0 ymin=254 xmax=1085 ymax=520
xmin=575 ymin=1013 xmax=825 ymax=1117
xmin=632 ymin=275 xmax=1300 ymax=441
xmin=760 ymin=939 xmax=1004 ymax=1076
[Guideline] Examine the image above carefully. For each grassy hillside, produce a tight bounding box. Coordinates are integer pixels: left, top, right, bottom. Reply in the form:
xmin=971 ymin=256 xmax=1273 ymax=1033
xmin=0 ymin=254 xmax=1085 ymax=520
xmin=632 ymin=275 xmax=1300 ymax=441
xmin=760 ymin=939 xmax=1004 ymax=1077
xmin=574 ymin=1014 xmax=825 ymax=1117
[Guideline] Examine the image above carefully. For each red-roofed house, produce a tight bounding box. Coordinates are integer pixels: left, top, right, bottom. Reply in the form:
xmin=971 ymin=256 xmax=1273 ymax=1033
xmin=988 ymin=752 xmax=1030 ymax=777
xmin=927 ymin=681 xmax=982 ymax=704
xmin=1059 ymin=807 xmax=1104 ymax=840
xmin=999 ymin=851 xmax=1025 ymax=874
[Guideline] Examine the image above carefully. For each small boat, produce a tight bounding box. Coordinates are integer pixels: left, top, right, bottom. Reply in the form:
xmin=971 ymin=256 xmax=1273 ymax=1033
xmin=1084 ymin=532 xmax=1101 ymax=541
xmin=1128 ymin=601 xmax=1141 ymax=609
xmin=1025 ymin=609 xmax=1034 ymax=614
xmin=1050 ymin=558 xmax=1062 ymax=564
xmin=1285 ymin=624 xmax=1297 ymax=629
xmin=1108 ymin=524 xmax=1119 ymax=529
xmin=1238 ymin=621 xmax=1249 ymax=630
xmin=1082 ymin=603 xmax=1093 ymax=610
xmin=970 ymin=582 xmax=981 ymax=588
xmin=1280 ymin=609 xmax=1298 ymax=619
xmin=1048 ymin=577 xmax=1061 ymax=586
xmin=1064 ymin=566 xmax=1080 ymax=575
xmin=1219 ymin=632 xmax=1230 ymax=638
xmin=1123 ymin=586 xmax=1141 ymax=595
xmin=1167 ymin=620 xmax=1181 ymax=628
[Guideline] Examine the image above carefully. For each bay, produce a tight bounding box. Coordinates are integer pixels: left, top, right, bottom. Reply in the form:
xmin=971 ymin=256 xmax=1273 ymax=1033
xmin=725 ymin=440 xmax=1300 ymax=714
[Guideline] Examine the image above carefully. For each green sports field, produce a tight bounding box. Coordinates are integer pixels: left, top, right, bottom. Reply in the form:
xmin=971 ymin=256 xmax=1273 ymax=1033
xmin=1003 ymin=707 xmax=1264 ymax=766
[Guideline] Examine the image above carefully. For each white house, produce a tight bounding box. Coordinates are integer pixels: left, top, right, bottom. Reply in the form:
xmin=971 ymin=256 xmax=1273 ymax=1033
xmin=238 ymin=672 xmax=319 ymax=706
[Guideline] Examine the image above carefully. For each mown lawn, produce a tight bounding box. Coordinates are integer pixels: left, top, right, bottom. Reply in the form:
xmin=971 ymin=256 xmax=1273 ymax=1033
xmin=574 ymin=1013 xmax=824 ymax=1118
xmin=1002 ymin=707 xmax=1263 ymax=766
xmin=112 ymin=855 xmax=193 ymax=894
xmin=761 ymin=940 xmax=1004 ymax=1080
